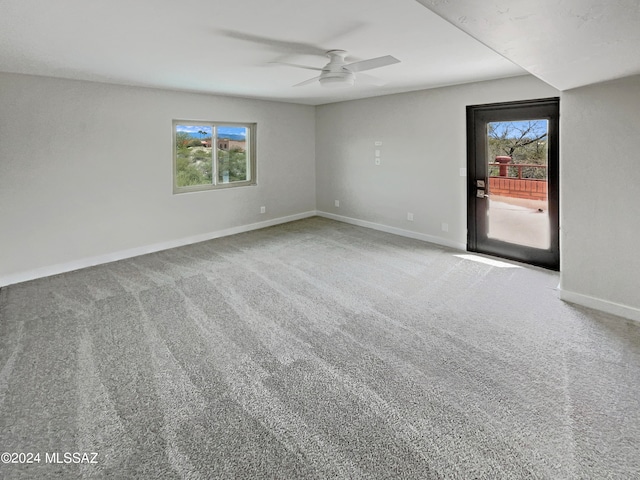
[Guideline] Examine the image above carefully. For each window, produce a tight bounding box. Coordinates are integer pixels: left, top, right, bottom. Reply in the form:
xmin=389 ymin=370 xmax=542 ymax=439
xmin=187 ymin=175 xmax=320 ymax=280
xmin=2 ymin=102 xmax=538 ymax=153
xmin=173 ymin=121 xmax=256 ymax=193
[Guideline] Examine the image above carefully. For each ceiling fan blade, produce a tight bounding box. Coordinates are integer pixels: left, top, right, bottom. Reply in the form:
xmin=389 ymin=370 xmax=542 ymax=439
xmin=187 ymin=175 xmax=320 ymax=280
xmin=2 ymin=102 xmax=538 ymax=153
xmin=293 ymin=76 xmax=321 ymax=87
xmin=346 ymin=55 xmax=400 ymax=73
xmin=217 ymin=29 xmax=327 ymax=56
xmin=269 ymin=62 xmax=323 ymax=71
xmin=268 ymin=22 xmax=367 ymax=63
xmin=355 ymin=72 xmax=386 ymax=87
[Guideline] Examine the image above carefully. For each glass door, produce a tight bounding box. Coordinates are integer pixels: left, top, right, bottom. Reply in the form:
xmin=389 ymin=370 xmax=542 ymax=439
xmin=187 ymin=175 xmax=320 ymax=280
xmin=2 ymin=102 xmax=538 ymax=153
xmin=466 ymin=98 xmax=559 ymax=270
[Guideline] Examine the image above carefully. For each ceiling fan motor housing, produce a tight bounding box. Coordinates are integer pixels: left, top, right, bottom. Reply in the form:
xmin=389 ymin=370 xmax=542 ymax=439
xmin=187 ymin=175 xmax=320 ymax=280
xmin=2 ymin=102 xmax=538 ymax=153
xmin=320 ymin=50 xmax=355 ymax=87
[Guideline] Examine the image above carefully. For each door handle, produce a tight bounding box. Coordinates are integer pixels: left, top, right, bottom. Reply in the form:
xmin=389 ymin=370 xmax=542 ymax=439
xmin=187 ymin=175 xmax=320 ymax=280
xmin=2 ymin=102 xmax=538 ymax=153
xmin=476 ymin=179 xmax=488 ymax=198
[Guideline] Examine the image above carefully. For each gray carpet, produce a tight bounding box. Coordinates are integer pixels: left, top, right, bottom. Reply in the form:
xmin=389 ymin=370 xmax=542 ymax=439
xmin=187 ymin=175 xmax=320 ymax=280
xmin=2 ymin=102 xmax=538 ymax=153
xmin=1 ymin=217 xmax=639 ymax=479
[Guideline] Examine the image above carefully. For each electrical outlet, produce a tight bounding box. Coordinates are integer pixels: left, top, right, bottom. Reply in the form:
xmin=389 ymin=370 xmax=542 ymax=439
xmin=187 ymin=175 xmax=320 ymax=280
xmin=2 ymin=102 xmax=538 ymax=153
xmin=441 ymin=222 xmax=449 ymax=232
xmin=335 ymin=200 xmax=340 ymax=207
xmin=260 ymin=206 xmax=266 ymax=214
xmin=407 ymin=213 xmax=414 ymax=221
xmin=375 ymin=158 xmax=381 ymax=165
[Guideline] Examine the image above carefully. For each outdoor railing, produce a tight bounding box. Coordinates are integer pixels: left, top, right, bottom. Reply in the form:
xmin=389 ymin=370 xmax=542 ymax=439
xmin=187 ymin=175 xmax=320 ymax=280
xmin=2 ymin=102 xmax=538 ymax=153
xmin=488 ymin=163 xmax=547 ymax=180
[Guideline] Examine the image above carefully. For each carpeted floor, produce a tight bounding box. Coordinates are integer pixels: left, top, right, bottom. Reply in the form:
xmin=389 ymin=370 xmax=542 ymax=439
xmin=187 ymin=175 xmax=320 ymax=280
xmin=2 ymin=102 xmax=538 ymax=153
xmin=1 ymin=217 xmax=639 ymax=479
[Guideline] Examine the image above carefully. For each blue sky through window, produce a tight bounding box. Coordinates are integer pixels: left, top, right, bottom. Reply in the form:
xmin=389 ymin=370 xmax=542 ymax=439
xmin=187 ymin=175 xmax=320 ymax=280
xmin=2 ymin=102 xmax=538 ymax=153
xmin=489 ymin=119 xmax=547 ymax=137
xmin=176 ymin=124 xmax=246 ymax=139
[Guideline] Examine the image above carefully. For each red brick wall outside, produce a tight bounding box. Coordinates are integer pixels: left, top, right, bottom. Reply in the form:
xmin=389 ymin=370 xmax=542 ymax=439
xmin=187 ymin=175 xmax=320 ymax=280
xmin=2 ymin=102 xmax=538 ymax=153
xmin=489 ymin=177 xmax=547 ymax=200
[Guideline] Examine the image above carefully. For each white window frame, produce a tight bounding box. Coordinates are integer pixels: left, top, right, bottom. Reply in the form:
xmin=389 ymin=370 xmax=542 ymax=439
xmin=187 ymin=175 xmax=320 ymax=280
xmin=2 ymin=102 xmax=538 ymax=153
xmin=173 ymin=120 xmax=257 ymax=194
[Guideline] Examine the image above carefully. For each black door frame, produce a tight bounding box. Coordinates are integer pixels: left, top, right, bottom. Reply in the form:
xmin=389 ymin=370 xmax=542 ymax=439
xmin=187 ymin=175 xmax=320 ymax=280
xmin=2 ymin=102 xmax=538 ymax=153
xmin=466 ymin=97 xmax=560 ymax=270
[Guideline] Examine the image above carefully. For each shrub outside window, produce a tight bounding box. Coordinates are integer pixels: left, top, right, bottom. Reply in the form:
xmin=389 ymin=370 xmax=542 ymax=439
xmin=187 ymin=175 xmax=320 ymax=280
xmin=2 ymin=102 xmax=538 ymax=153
xmin=173 ymin=121 xmax=256 ymax=193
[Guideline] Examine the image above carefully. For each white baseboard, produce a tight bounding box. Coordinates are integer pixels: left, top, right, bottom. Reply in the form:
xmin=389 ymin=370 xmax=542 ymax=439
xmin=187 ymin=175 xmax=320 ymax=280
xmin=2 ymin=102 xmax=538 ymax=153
xmin=316 ymin=211 xmax=466 ymax=251
xmin=560 ymin=289 xmax=640 ymax=323
xmin=0 ymin=211 xmax=316 ymax=287
xmin=6 ymin=210 xmax=639 ymax=325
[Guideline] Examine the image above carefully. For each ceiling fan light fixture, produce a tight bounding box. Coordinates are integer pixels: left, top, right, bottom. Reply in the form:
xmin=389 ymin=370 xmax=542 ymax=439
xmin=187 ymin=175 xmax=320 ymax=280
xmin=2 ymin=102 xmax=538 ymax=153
xmin=319 ymin=75 xmax=355 ymax=88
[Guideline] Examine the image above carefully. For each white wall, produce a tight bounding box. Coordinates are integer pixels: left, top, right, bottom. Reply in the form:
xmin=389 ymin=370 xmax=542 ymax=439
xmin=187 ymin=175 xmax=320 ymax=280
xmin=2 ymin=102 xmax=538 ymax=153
xmin=0 ymin=73 xmax=316 ymax=284
xmin=3 ymin=70 xmax=638 ymax=322
xmin=315 ymin=75 xmax=560 ymax=249
xmin=560 ymin=75 xmax=640 ymax=318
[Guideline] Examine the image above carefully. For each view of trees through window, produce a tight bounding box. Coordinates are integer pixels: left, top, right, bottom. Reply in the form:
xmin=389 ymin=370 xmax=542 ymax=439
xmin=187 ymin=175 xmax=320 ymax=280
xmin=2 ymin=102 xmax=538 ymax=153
xmin=174 ymin=123 xmax=251 ymax=190
xmin=487 ymin=120 xmax=548 ymax=179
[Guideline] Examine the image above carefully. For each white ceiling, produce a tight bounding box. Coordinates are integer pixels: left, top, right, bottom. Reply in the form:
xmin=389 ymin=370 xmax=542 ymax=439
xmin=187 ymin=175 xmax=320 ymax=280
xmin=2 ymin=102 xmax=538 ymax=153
xmin=417 ymin=0 xmax=640 ymax=91
xmin=0 ymin=0 xmax=637 ymax=105
xmin=0 ymin=0 xmax=524 ymax=105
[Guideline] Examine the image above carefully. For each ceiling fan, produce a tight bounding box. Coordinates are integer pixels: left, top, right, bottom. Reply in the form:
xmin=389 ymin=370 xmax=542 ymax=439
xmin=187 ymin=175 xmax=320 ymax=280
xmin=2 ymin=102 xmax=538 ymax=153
xmin=216 ymin=30 xmax=400 ymax=88
xmin=285 ymin=50 xmax=400 ymax=88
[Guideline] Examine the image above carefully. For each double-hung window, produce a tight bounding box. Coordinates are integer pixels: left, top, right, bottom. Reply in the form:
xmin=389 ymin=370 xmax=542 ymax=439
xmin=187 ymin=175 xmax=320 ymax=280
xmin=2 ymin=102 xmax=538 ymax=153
xmin=173 ymin=121 xmax=256 ymax=193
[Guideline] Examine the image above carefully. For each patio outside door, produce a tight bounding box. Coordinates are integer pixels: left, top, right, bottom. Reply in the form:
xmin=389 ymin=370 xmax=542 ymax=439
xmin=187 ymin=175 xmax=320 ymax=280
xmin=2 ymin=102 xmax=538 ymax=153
xmin=466 ymin=98 xmax=560 ymax=270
